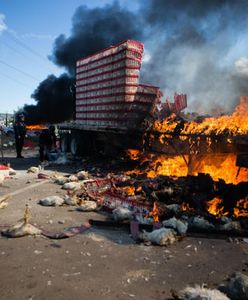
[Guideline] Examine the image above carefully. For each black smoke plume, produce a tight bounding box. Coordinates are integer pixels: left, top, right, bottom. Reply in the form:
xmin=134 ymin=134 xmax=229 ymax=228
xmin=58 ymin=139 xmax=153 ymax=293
xmin=50 ymin=2 xmax=143 ymax=75
xmin=24 ymin=74 xmax=74 ymax=124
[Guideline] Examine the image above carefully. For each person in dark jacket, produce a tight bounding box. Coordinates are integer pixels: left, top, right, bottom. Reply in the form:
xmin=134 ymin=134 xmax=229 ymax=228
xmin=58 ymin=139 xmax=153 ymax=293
xmin=39 ymin=125 xmax=56 ymax=162
xmin=13 ymin=113 xmax=26 ymax=158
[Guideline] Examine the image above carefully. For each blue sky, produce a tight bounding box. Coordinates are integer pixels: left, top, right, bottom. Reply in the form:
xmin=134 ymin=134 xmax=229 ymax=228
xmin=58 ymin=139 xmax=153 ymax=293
xmin=0 ymin=0 xmax=138 ymax=113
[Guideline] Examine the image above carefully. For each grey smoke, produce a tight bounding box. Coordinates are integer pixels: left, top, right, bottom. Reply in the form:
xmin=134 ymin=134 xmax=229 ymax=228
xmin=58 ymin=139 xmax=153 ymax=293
xmin=140 ymin=0 xmax=248 ymax=113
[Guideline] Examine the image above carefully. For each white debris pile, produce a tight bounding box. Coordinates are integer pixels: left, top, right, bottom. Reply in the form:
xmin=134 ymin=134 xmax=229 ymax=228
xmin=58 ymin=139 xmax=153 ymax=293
xmin=76 ymin=200 xmax=97 ymax=212
xmin=219 ymin=272 xmax=248 ymax=300
xmin=68 ymin=175 xmax=78 ymax=182
xmin=175 ymin=285 xmax=230 ymax=300
xmin=163 ymin=217 xmax=188 ymax=235
xmin=27 ymin=166 xmax=40 ymax=173
xmin=139 ymin=228 xmax=177 ymax=246
xmin=76 ymin=170 xmax=91 ymax=180
xmin=112 ymin=207 xmax=133 ymax=222
xmin=62 ymin=182 xmax=82 ymax=191
xmin=52 ymin=174 xmax=69 ymax=185
xmin=64 ymin=194 xmax=78 ymax=206
xmin=2 ymin=222 xmax=42 ymax=238
xmin=39 ymin=195 xmax=64 ymax=206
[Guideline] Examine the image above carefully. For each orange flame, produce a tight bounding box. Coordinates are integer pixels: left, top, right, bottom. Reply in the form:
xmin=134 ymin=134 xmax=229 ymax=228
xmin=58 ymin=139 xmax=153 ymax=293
xmin=127 ymin=153 xmax=247 ymax=184
xmin=126 ymin=149 xmax=142 ymax=160
xmin=149 ymin=201 xmax=159 ymax=222
xmin=122 ymin=186 xmax=135 ymax=196
xmin=206 ymin=197 xmax=228 ymax=217
xmin=153 ymin=97 xmax=248 ymax=136
xmin=181 ymin=202 xmax=194 ymax=212
xmin=233 ymin=197 xmax=248 ymax=217
xmin=26 ymin=124 xmax=47 ymax=130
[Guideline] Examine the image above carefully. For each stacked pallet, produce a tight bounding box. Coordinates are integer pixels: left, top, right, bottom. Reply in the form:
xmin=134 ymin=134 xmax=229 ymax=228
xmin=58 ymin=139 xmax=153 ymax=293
xmin=75 ymin=40 xmax=160 ymax=130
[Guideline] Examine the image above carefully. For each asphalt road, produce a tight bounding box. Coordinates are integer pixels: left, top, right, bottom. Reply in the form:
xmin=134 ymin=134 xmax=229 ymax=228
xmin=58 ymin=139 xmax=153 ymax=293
xmin=0 ymin=149 xmax=247 ymax=300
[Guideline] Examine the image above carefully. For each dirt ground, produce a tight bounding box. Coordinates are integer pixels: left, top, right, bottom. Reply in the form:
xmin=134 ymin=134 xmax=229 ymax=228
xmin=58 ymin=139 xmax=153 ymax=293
xmin=0 ymin=148 xmax=247 ymax=300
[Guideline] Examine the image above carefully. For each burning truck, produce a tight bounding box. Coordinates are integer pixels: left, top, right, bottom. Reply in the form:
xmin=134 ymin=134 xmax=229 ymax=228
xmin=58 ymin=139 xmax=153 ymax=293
xmin=59 ymin=39 xmax=247 ymax=185
xmin=57 ymin=39 xmax=247 ymax=230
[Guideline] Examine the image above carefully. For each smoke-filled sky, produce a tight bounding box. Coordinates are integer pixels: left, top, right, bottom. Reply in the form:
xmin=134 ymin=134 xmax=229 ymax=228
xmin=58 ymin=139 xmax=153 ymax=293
xmin=1 ymin=0 xmax=248 ymax=118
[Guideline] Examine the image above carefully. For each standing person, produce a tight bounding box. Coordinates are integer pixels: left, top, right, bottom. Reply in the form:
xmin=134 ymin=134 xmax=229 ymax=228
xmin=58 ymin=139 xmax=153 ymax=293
xmin=39 ymin=125 xmax=56 ymax=162
xmin=13 ymin=113 xmax=26 ymax=158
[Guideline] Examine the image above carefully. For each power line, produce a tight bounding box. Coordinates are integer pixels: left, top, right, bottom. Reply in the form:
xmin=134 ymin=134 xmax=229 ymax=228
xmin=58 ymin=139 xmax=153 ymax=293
xmin=6 ymin=31 xmax=49 ymax=63
xmin=0 ymin=60 xmax=41 ymax=81
xmin=4 ymin=32 xmax=59 ymax=74
xmin=0 ymin=71 xmax=33 ymax=88
xmin=1 ymin=40 xmax=30 ymax=60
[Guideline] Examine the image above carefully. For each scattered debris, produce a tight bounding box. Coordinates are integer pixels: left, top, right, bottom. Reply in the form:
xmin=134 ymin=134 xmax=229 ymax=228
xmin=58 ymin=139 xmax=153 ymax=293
xmin=68 ymin=175 xmax=78 ymax=182
xmin=62 ymin=182 xmax=82 ymax=191
xmin=163 ymin=217 xmax=188 ymax=235
xmin=53 ymin=175 xmax=68 ymax=185
xmin=63 ymin=194 xmax=78 ymax=206
xmin=77 ymin=170 xmax=91 ymax=180
xmin=189 ymin=216 xmax=215 ymax=230
xmin=39 ymin=196 xmax=64 ymax=206
xmin=219 ymin=272 xmax=248 ymax=300
xmin=174 ymin=285 xmax=230 ymax=300
xmin=112 ymin=207 xmax=133 ymax=222
xmin=76 ymin=200 xmax=97 ymax=212
xmin=37 ymin=173 xmax=50 ymax=180
xmin=27 ymin=166 xmax=40 ymax=173
xmin=139 ymin=228 xmax=177 ymax=246
xmin=2 ymin=222 xmax=42 ymax=238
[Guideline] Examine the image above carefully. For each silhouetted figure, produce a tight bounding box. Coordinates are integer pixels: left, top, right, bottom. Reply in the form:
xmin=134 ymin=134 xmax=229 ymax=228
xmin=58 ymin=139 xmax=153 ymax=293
xmin=14 ymin=113 xmax=26 ymax=158
xmin=39 ymin=125 xmax=56 ymax=162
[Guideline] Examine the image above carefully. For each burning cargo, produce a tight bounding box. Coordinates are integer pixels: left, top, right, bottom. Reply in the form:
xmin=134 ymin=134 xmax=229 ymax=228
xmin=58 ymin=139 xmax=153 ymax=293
xmin=59 ymin=40 xmax=247 ymax=188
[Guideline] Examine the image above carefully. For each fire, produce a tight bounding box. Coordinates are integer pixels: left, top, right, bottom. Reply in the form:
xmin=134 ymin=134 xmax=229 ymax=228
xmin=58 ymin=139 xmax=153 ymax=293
xmin=126 ymin=149 xmax=142 ymax=160
xmin=233 ymin=197 xmax=248 ymax=217
xmin=153 ymin=97 xmax=248 ymax=136
xmin=181 ymin=202 xmax=194 ymax=212
xmin=191 ymin=153 xmax=248 ymax=184
xmin=122 ymin=186 xmax=135 ymax=196
xmin=26 ymin=124 xmax=47 ymax=130
xmin=127 ymin=152 xmax=247 ymax=184
xmin=149 ymin=201 xmax=159 ymax=222
xmin=207 ymin=197 xmax=228 ymax=217
xmin=146 ymin=155 xmax=188 ymax=178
